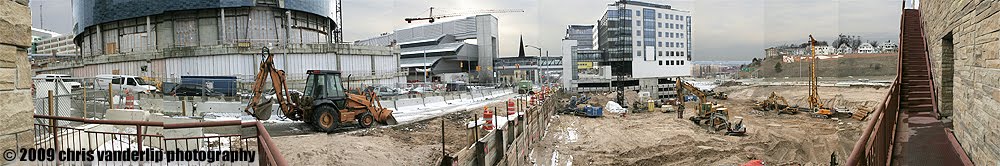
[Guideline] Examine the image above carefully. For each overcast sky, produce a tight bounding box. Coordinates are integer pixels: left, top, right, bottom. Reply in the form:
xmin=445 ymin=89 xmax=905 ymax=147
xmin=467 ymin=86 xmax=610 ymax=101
xmin=31 ymin=0 xmax=901 ymax=61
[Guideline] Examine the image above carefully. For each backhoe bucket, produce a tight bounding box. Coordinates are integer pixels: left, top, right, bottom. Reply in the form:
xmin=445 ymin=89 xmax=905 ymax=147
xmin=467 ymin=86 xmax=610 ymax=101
xmin=253 ymin=98 xmax=274 ymax=120
xmin=373 ymin=108 xmax=398 ymax=125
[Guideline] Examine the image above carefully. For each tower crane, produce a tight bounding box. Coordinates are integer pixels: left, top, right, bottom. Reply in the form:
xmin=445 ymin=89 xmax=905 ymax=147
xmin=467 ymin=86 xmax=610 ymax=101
xmin=404 ymin=7 xmax=524 ymax=23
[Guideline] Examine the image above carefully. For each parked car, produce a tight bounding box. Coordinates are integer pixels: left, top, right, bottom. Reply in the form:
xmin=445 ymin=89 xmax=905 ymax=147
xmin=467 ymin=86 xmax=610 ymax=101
xmin=407 ymin=86 xmax=435 ymax=95
xmin=371 ymin=86 xmax=402 ymax=97
xmin=95 ymin=74 xmax=158 ymax=93
xmin=33 ymin=74 xmax=82 ymax=89
xmin=159 ymin=82 xmax=181 ymax=95
xmin=169 ymin=84 xmax=225 ymax=96
xmin=445 ymin=81 xmax=470 ymax=92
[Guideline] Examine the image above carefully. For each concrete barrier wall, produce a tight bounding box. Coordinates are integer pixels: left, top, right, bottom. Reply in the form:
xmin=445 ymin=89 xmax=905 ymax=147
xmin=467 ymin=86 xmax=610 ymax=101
xmin=380 ymin=101 xmax=396 ymax=109
xmin=194 ymin=102 xmax=243 ymax=115
xmin=460 ymin=93 xmax=472 ymax=101
xmin=424 ymin=96 xmax=445 ymax=104
xmin=162 ymin=101 xmax=195 ymax=115
xmin=395 ymin=98 xmax=424 ymax=107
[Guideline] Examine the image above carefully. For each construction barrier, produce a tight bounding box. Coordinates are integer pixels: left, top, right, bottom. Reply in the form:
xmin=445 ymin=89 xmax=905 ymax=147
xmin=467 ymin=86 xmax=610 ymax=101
xmin=449 ymin=92 xmax=559 ymax=166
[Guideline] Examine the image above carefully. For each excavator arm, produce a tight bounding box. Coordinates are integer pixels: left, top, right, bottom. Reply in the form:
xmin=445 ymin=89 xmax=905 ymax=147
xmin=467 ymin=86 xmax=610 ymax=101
xmin=676 ymin=80 xmax=708 ymax=103
xmin=244 ymin=47 xmax=302 ymax=120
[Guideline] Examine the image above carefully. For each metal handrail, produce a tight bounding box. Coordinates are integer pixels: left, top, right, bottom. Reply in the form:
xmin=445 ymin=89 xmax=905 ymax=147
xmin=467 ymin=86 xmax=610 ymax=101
xmin=31 ymin=114 xmax=288 ymax=165
xmin=914 ymin=2 xmax=941 ymax=118
xmin=845 ymin=1 xmax=906 ymax=164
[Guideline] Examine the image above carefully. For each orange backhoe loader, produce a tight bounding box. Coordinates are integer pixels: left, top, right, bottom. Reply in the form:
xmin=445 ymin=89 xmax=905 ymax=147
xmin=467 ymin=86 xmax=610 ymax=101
xmin=244 ymin=47 xmax=397 ymax=132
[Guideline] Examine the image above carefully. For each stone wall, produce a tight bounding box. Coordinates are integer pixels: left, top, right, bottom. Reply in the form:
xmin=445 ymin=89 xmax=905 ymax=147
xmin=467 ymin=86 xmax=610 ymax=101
xmin=919 ymin=0 xmax=1000 ymax=165
xmin=0 ymin=0 xmax=34 ymax=165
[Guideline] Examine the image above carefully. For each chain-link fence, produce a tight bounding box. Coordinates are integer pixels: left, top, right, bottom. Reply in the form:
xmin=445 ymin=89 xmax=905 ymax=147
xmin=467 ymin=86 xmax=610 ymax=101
xmin=30 ymin=75 xmax=520 ymax=121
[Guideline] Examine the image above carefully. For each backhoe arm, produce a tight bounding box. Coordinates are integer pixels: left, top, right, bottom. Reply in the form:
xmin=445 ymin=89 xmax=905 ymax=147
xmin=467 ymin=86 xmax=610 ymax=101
xmin=244 ymin=47 xmax=301 ymax=120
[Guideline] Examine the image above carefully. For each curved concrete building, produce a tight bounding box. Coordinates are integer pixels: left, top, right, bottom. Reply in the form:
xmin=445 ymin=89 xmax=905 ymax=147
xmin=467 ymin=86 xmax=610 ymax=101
xmin=37 ymin=0 xmax=403 ymax=85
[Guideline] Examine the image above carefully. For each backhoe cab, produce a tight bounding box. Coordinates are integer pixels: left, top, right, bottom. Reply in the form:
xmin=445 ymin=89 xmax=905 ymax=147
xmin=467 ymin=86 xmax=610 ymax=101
xmin=297 ymin=70 xmax=398 ymax=132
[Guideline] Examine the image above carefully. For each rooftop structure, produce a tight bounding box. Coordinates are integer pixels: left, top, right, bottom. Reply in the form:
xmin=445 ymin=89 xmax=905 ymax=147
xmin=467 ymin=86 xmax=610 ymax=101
xmin=357 ymin=14 xmax=499 ymax=83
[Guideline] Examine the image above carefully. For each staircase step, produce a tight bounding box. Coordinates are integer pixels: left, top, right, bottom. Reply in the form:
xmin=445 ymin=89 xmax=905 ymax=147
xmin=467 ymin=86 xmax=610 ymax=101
xmin=901 ymin=104 xmax=934 ymax=112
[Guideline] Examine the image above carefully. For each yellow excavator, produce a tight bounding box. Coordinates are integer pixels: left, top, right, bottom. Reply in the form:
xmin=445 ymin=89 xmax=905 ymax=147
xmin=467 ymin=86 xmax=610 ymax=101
xmin=244 ymin=47 xmax=397 ymax=132
xmin=676 ymin=78 xmax=745 ymax=136
xmin=754 ymin=92 xmax=798 ymax=115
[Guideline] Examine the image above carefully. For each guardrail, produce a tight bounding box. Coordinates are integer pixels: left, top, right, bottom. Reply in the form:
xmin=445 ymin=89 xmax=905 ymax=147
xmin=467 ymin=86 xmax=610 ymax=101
xmin=845 ymin=75 xmax=899 ymax=165
xmin=846 ymin=1 xmax=907 ymax=163
xmin=31 ymin=114 xmax=287 ymax=165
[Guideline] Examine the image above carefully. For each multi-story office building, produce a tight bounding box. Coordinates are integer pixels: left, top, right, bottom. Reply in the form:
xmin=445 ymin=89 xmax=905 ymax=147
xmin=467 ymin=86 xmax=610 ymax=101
xmin=566 ymin=25 xmax=595 ymax=50
xmin=565 ymin=1 xmax=692 ymax=98
xmin=597 ymin=0 xmax=691 ymax=79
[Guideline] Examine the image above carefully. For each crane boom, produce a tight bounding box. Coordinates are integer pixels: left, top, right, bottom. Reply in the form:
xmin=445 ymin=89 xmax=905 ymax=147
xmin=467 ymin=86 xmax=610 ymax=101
xmin=404 ymin=7 xmax=524 ymax=23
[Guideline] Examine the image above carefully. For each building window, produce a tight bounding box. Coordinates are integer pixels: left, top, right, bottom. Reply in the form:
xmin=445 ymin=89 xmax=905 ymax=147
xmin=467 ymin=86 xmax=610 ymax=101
xmin=679 ymin=25 xmax=684 ymax=29
xmin=658 ymin=13 xmax=662 ymax=18
xmin=659 ymin=61 xmax=663 ymax=65
xmin=637 ymin=51 xmax=642 ymax=57
xmin=680 ymin=52 xmax=685 ymax=56
xmin=636 ymin=41 xmax=641 ymax=46
xmin=658 ymin=32 xmax=662 ymax=37
xmin=636 ymin=30 xmax=641 ymax=36
xmin=636 ymin=20 xmax=641 ymax=26
xmin=657 ymin=22 xmax=662 ymax=28
xmin=679 ymin=16 xmax=684 ymax=21
xmin=680 ymin=61 xmax=685 ymax=65
xmin=658 ymin=42 xmax=662 ymax=47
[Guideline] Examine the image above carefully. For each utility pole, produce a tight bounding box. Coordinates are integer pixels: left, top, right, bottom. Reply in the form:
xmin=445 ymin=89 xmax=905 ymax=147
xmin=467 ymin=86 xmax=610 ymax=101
xmin=424 ymin=50 xmax=429 ymax=84
xmin=525 ymin=45 xmax=542 ymax=83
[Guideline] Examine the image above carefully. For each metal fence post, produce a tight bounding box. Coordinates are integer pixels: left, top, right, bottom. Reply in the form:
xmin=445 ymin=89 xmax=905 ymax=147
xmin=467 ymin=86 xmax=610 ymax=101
xmin=82 ymin=87 xmax=87 ymax=119
xmin=48 ymin=90 xmax=59 ymax=163
xmin=108 ymin=83 xmax=114 ymax=110
xmin=181 ymin=100 xmax=187 ymax=116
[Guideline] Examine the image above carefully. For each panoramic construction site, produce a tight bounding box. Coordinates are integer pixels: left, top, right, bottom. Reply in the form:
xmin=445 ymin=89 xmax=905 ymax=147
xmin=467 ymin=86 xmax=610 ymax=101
xmin=266 ymin=78 xmax=891 ymax=165
xmin=7 ymin=0 xmax=992 ymax=165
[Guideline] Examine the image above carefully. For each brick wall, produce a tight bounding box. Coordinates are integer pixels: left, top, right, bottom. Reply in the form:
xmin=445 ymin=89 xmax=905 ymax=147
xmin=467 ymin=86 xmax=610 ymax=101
xmin=919 ymin=0 xmax=1000 ymax=165
xmin=0 ymin=0 xmax=34 ymax=165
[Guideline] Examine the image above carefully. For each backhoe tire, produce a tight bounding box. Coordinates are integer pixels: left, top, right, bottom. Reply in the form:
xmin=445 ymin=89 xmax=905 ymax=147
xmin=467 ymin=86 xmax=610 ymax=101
xmin=312 ymin=105 xmax=340 ymax=133
xmin=358 ymin=112 xmax=375 ymax=128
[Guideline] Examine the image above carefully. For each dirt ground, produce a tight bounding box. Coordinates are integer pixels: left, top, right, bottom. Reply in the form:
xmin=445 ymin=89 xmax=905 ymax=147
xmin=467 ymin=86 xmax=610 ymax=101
xmin=529 ymin=85 xmax=888 ymax=165
xmin=272 ymin=101 xmax=511 ymax=165
xmin=270 ymin=85 xmax=887 ymax=165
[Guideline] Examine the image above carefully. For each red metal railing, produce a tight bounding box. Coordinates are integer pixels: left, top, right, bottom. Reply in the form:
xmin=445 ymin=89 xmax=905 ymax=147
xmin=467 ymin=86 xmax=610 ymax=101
xmin=845 ymin=75 xmax=900 ymax=166
xmin=845 ymin=1 xmax=907 ymax=165
xmin=31 ymin=114 xmax=287 ymax=165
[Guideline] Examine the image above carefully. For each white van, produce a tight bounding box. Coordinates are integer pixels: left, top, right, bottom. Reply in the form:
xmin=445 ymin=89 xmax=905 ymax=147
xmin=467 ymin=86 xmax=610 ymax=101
xmin=95 ymin=75 xmax=157 ymax=93
xmin=33 ymin=74 xmax=82 ymax=89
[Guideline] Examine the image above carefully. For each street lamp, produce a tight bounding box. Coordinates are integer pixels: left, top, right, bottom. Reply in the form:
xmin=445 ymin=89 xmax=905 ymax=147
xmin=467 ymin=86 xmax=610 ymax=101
xmin=524 ymin=45 xmax=542 ymax=83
